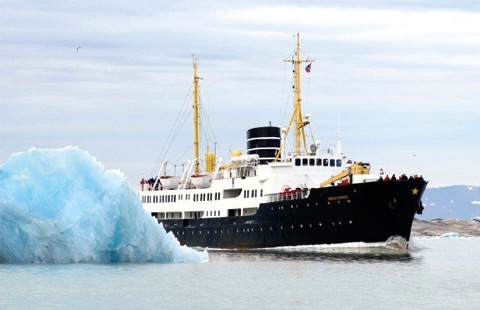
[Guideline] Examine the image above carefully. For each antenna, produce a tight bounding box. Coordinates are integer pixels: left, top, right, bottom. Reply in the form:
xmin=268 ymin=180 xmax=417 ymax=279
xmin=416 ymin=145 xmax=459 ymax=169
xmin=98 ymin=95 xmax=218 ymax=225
xmin=413 ymin=153 xmax=416 ymax=175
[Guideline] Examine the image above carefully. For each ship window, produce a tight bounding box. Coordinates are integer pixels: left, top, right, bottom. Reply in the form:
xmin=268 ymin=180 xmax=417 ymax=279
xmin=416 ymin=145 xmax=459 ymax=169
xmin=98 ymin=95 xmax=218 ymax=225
xmin=309 ymin=158 xmax=315 ymax=166
xmin=336 ymin=159 xmax=342 ymax=167
xmin=316 ymin=158 xmax=322 ymax=166
xmin=260 ymin=189 xmax=263 ymax=197
xmin=302 ymin=158 xmax=308 ymax=166
xmin=295 ymin=158 xmax=301 ymax=166
xmin=323 ymin=158 xmax=328 ymax=166
xmin=330 ymin=159 xmax=335 ymax=167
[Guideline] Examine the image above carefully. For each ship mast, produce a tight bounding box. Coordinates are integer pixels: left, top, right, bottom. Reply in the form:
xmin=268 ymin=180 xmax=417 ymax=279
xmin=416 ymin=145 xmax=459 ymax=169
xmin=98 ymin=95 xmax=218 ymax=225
xmin=278 ymin=33 xmax=315 ymax=158
xmin=192 ymin=56 xmax=202 ymax=175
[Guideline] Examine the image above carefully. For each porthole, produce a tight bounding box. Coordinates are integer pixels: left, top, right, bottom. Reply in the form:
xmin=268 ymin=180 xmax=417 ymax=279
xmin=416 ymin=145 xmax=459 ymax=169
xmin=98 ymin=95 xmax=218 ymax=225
xmin=349 ymin=220 xmax=353 ymax=224
xmin=280 ymin=226 xmax=283 ymax=229
xmin=306 ymin=203 xmax=309 ymax=207
xmin=319 ymin=223 xmax=322 ymax=226
xmin=300 ymin=224 xmax=303 ymax=228
xmin=260 ymin=228 xmax=263 ymax=231
xmin=270 ymin=227 xmax=273 ymax=231
xmin=309 ymin=224 xmax=312 ymax=227
xmin=215 ymin=230 xmax=217 ymax=234
xmin=332 ymin=222 xmax=335 ymax=225
xmin=339 ymin=221 xmax=342 ymax=225
xmin=291 ymin=225 xmax=294 ymax=229
xmin=207 ymin=231 xmax=210 ymax=234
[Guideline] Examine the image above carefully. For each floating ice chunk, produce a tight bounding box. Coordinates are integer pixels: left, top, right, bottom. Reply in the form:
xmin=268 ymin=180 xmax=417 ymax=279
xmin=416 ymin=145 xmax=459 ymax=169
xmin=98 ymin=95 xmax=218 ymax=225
xmin=0 ymin=147 xmax=208 ymax=263
xmin=440 ymin=232 xmax=460 ymax=238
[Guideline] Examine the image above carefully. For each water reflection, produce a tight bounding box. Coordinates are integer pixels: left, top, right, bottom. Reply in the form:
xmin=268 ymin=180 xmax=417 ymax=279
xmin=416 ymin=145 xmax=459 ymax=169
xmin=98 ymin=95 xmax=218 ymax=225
xmin=207 ymin=242 xmax=417 ymax=263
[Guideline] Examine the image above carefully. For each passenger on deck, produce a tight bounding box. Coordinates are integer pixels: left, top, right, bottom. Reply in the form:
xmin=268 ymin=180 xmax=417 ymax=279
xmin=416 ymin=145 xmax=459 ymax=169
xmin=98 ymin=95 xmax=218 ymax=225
xmin=384 ymin=175 xmax=391 ymax=181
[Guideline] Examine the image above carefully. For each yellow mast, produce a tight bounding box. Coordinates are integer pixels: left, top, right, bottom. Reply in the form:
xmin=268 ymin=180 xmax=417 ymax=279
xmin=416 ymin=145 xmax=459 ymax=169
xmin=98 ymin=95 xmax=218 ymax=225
xmin=279 ymin=33 xmax=315 ymax=158
xmin=284 ymin=33 xmax=315 ymax=155
xmin=192 ymin=56 xmax=201 ymax=175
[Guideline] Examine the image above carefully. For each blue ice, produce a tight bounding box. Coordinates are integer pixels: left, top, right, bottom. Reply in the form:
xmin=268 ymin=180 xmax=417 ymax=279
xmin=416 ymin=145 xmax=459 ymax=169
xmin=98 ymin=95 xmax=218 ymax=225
xmin=0 ymin=147 xmax=208 ymax=263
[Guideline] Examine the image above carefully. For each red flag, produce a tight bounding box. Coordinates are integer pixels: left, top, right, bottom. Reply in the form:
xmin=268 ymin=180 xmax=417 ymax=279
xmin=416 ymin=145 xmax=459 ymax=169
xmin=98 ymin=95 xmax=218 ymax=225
xmin=305 ymin=63 xmax=312 ymax=73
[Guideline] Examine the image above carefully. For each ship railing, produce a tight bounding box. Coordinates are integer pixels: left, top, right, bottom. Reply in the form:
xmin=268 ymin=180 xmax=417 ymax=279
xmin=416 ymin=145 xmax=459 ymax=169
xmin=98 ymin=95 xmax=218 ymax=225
xmin=266 ymin=188 xmax=309 ymax=202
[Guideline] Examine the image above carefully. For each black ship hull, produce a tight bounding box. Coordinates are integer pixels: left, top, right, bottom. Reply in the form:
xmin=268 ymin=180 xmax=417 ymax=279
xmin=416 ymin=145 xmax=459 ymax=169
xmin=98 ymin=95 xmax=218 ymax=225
xmin=160 ymin=178 xmax=427 ymax=249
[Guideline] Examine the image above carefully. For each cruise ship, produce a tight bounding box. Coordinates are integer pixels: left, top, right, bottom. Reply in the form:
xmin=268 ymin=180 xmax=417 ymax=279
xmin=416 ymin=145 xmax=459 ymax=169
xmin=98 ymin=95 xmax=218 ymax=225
xmin=138 ymin=34 xmax=427 ymax=249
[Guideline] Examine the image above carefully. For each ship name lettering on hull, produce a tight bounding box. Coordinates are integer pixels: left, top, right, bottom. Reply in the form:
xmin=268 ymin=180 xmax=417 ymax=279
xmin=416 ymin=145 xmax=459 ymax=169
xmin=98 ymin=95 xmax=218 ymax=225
xmin=328 ymin=195 xmax=349 ymax=201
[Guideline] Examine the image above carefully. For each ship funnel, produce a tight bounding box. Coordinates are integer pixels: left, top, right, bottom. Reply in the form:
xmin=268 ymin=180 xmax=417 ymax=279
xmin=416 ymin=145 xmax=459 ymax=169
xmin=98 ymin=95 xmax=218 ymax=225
xmin=247 ymin=126 xmax=281 ymax=164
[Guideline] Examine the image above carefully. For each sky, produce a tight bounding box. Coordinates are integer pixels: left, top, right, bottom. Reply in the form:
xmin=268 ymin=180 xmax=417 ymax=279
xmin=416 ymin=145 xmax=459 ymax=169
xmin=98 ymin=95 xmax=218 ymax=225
xmin=1 ymin=1 xmax=479 ymax=188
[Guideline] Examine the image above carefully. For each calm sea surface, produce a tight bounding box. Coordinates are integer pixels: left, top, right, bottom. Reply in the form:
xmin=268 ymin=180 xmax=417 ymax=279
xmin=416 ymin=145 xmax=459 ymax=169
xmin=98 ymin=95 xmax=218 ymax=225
xmin=1 ymin=237 xmax=480 ymax=310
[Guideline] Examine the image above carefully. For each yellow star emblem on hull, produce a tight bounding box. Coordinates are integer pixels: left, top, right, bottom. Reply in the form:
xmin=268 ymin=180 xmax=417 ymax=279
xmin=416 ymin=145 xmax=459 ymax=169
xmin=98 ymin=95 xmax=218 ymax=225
xmin=412 ymin=188 xmax=419 ymax=195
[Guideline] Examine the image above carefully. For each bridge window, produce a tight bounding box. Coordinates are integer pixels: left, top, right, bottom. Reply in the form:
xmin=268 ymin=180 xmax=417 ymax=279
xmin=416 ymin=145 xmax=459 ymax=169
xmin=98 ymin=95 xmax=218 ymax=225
xmin=309 ymin=158 xmax=315 ymax=166
xmin=330 ymin=159 xmax=335 ymax=167
xmin=316 ymin=158 xmax=322 ymax=166
xmin=323 ymin=159 xmax=328 ymax=166
xmin=302 ymin=158 xmax=308 ymax=166
xmin=295 ymin=158 xmax=301 ymax=166
xmin=337 ymin=159 xmax=342 ymax=167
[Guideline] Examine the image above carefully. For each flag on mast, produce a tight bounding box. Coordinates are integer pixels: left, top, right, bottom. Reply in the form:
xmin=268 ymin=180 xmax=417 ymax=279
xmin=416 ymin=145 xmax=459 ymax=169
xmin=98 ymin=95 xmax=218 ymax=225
xmin=305 ymin=63 xmax=312 ymax=73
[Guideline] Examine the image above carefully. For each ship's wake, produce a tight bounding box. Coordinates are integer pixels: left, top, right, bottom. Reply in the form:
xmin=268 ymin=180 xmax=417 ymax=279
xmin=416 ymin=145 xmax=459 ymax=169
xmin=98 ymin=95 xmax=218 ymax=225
xmin=0 ymin=147 xmax=208 ymax=263
xmin=208 ymin=236 xmax=411 ymax=262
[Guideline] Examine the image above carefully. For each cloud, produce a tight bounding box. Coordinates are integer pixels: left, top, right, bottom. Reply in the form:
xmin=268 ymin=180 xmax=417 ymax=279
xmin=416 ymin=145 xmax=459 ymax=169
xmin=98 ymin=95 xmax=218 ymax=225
xmin=1 ymin=1 xmax=479 ymax=187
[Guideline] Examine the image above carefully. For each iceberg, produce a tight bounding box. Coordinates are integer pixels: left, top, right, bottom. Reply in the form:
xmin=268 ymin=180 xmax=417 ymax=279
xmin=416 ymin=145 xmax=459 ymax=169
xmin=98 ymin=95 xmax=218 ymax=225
xmin=0 ymin=147 xmax=208 ymax=263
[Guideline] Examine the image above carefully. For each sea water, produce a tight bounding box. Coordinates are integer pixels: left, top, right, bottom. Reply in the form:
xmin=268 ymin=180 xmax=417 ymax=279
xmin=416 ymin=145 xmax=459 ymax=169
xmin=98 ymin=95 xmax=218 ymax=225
xmin=1 ymin=238 xmax=480 ymax=309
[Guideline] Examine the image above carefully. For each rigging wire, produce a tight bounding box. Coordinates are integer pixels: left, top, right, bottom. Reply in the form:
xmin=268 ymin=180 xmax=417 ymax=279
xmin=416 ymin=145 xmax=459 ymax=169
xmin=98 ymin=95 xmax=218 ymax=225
xmin=150 ymin=83 xmax=193 ymax=177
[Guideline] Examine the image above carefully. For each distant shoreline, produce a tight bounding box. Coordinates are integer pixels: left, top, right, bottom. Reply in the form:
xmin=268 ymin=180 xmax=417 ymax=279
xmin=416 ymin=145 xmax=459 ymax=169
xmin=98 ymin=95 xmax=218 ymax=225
xmin=412 ymin=219 xmax=480 ymax=237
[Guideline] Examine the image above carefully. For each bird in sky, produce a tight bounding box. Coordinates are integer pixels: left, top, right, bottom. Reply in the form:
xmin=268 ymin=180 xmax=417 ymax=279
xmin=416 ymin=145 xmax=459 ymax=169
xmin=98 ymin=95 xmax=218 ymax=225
xmin=76 ymin=46 xmax=81 ymax=52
